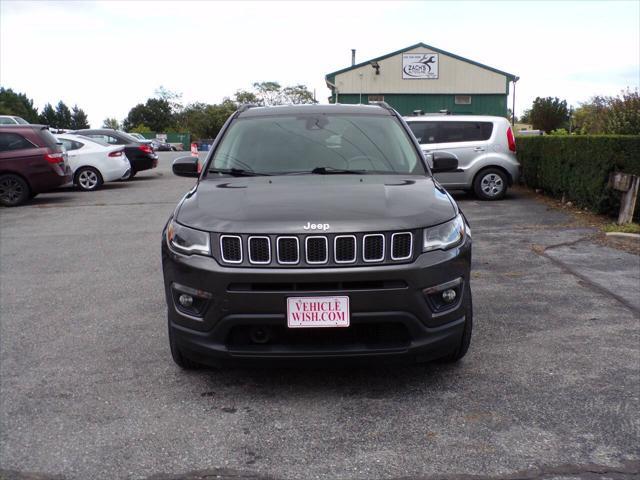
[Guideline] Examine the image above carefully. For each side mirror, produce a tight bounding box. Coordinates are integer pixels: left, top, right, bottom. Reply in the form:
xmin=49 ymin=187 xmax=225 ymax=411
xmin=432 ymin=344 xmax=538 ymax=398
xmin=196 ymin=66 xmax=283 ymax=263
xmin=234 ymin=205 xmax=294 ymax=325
xmin=172 ymin=156 xmax=199 ymax=177
xmin=431 ymin=152 xmax=459 ymax=173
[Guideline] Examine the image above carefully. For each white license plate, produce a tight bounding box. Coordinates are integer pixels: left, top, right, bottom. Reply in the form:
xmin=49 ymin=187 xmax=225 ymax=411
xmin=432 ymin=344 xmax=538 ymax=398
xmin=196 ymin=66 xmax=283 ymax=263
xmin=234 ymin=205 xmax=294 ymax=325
xmin=287 ymin=296 xmax=350 ymax=328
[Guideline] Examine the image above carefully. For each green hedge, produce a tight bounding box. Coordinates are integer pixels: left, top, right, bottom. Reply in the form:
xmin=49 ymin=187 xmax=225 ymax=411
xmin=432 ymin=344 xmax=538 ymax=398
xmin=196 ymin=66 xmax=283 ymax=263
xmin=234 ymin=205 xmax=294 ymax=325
xmin=516 ymin=135 xmax=640 ymax=216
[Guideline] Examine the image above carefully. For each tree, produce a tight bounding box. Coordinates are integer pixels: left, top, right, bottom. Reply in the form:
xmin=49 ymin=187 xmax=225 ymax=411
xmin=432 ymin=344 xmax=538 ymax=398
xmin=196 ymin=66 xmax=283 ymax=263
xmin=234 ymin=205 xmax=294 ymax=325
xmin=176 ymin=101 xmax=236 ymax=140
xmin=282 ymin=84 xmax=315 ymax=104
xmin=70 ymin=105 xmax=90 ymax=129
xmin=528 ymin=97 xmax=569 ymax=133
xmin=130 ymin=123 xmax=151 ymax=133
xmin=235 ymin=82 xmax=315 ymax=106
xmin=54 ymin=101 xmax=72 ymax=129
xmin=253 ymin=81 xmax=283 ymax=106
xmin=519 ymin=108 xmax=531 ymax=124
xmin=39 ymin=103 xmax=57 ymax=126
xmin=234 ymin=89 xmax=260 ymax=105
xmin=573 ymin=96 xmax=610 ymax=134
xmin=102 ymin=117 xmax=121 ymax=130
xmin=0 ymin=87 xmax=39 ymax=122
xmin=605 ymin=88 xmax=639 ymax=135
xmin=123 ymin=98 xmax=174 ymax=132
xmin=154 ymin=85 xmax=183 ymax=114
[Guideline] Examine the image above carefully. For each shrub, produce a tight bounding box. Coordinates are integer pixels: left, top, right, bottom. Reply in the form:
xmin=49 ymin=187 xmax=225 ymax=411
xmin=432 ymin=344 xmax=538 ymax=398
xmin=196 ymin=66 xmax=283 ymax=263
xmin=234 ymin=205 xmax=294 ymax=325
xmin=517 ymin=135 xmax=640 ymax=216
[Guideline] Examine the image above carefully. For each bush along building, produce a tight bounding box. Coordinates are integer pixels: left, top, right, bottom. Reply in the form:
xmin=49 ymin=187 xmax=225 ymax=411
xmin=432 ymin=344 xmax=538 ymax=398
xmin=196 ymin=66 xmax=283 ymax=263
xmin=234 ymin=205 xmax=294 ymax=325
xmin=325 ymin=43 xmax=517 ymax=117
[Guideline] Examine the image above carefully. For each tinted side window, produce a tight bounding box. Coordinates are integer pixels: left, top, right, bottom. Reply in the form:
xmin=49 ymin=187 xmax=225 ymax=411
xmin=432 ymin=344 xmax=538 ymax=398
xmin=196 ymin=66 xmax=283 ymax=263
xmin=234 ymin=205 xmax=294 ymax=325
xmin=85 ymin=134 xmax=114 ymax=144
xmin=0 ymin=132 xmax=35 ymax=152
xmin=438 ymin=122 xmax=493 ymax=143
xmin=0 ymin=118 xmax=17 ymax=125
xmin=408 ymin=122 xmax=439 ymax=144
xmin=106 ymin=135 xmax=124 ymax=145
xmin=60 ymin=139 xmax=84 ymax=151
xmin=39 ymin=128 xmax=63 ymax=150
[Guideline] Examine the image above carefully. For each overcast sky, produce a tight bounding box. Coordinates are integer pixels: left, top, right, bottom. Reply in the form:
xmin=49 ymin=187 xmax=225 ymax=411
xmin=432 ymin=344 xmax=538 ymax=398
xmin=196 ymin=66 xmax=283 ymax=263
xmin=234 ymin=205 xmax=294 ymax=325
xmin=1 ymin=0 xmax=638 ymax=127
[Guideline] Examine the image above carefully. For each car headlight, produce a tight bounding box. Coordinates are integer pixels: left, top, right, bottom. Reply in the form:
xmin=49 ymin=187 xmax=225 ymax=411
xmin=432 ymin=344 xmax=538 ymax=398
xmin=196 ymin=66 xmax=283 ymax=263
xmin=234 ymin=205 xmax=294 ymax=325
xmin=423 ymin=214 xmax=466 ymax=252
xmin=166 ymin=219 xmax=210 ymax=256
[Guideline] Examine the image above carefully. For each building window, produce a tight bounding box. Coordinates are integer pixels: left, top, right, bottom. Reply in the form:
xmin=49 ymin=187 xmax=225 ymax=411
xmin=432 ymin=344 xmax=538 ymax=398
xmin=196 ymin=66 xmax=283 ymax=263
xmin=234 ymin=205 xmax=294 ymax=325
xmin=455 ymin=95 xmax=472 ymax=105
xmin=368 ymin=95 xmax=384 ymax=102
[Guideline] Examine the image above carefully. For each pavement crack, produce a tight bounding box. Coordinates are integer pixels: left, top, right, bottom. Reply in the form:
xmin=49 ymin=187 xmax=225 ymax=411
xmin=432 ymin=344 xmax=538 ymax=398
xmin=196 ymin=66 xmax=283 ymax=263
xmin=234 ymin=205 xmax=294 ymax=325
xmin=531 ymin=236 xmax=640 ymax=315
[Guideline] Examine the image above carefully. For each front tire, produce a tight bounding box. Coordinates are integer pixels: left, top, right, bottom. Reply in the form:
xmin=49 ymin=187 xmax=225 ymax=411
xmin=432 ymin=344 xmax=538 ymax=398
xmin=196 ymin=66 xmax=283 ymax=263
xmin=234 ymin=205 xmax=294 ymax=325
xmin=440 ymin=283 xmax=473 ymax=363
xmin=75 ymin=167 xmax=103 ymax=191
xmin=0 ymin=174 xmax=30 ymax=207
xmin=473 ymin=168 xmax=508 ymax=200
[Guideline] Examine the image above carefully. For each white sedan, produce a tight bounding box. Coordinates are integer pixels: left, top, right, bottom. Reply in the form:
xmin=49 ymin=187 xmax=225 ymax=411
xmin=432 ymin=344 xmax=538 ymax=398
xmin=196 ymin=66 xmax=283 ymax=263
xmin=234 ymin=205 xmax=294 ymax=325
xmin=55 ymin=134 xmax=131 ymax=191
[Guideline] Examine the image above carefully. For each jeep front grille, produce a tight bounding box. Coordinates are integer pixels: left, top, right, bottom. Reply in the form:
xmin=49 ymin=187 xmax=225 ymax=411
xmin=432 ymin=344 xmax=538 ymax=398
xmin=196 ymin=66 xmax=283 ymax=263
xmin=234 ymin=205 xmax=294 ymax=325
xmin=306 ymin=236 xmax=328 ymax=264
xmin=220 ymin=235 xmax=242 ymax=263
xmin=363 ymin=234 xmax=385 ymax=262
xmin=334 ymin=235 xmax=356 ymax=263
xmin=215 ymin=231 xmax=414 ymax=267
xmin=277 ymin=237 xmax=299 ymax=264
xmin=248 ymin=236 xmax=270 ymax=264
xmin=391 ymin=232 xmax=412 ymax=260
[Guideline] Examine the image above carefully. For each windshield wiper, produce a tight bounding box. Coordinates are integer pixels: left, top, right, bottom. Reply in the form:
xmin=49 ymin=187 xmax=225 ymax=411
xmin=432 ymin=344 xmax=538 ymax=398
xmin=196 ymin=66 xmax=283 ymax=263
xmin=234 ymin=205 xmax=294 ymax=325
xmin=310 ymin=166 xmax=367 ymax=175
xmin=208 ymin=168 xmax=270 ymax=177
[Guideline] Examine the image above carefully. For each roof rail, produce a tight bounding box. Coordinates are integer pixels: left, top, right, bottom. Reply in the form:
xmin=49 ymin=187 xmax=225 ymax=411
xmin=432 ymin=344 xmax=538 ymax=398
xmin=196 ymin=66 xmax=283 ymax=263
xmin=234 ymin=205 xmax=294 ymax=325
xmin=237 ymin=103 xmax=258 ymax=113
xmin=371 ymin=101 xmax=395 ymax=113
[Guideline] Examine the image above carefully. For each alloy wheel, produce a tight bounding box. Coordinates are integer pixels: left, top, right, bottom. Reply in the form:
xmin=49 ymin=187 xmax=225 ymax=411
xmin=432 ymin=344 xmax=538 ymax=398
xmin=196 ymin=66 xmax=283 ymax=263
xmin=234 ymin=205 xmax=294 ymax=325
xmin=78 ymin=170 xmax=99 ymax=190
xmin=480 ymin=173 xmax=504 ymax=197
xmin=0 ymin=176 xmax=25 ymax=205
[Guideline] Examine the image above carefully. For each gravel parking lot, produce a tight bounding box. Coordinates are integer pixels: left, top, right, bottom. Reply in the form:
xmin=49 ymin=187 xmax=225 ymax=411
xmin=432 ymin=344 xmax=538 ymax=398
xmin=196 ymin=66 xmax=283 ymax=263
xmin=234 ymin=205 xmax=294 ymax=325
xmin=1 ymin=152 xmax=638 ymax=480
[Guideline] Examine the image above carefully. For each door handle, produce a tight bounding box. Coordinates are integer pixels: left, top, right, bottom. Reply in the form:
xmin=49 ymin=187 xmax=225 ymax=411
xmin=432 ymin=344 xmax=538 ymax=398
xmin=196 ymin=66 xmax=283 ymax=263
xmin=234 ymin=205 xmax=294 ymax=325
xmin=473 ymin=147 xmax=485 ymax=152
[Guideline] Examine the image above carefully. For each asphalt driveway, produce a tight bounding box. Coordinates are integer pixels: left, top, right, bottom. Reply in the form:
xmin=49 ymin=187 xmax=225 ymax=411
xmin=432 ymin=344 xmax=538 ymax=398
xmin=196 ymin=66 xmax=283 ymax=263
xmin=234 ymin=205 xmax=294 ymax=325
xmin=1 ymin=153 xmax=638 ymax=480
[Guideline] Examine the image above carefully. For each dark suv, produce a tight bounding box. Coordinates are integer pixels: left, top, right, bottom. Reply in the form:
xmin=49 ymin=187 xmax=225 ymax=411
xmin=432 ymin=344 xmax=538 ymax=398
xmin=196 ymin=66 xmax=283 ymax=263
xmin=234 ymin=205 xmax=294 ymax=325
xmin=162 ymin=103 xmax=472 ymax=369
xmin=0 ymin=125 xmax=71 ymax=206
xmin=70 ymin=129 xmax=158 ymax=177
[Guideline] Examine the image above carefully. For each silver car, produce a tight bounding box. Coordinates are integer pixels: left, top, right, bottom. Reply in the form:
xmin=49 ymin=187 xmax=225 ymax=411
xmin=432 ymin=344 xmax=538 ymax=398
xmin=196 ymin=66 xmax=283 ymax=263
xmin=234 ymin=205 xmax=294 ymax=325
xmin=404 ymin=115 xmax=520 ymax=200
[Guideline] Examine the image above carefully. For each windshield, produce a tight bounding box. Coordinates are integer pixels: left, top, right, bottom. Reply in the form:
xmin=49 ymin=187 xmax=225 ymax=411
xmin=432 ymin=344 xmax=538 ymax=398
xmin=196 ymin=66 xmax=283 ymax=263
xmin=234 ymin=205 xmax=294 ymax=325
xmin=209 ymin=114 xmax=425 ymax=175
xmin=14 ymin=117 xmax=29 ymax=125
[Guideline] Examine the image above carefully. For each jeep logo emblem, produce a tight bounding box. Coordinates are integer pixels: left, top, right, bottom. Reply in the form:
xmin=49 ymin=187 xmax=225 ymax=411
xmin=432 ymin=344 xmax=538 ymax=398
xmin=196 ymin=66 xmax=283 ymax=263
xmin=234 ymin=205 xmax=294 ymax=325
xmin=303 ymin=222 xmax=330 ymax=231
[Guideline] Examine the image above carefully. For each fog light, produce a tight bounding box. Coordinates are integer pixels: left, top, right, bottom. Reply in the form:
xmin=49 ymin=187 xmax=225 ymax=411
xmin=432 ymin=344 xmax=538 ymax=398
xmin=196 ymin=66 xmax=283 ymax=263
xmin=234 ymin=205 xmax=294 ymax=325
xmin=179 ymin=294 xmax=194 ymax=308
xmin=442 ymin=289 xmax=457 ymax=303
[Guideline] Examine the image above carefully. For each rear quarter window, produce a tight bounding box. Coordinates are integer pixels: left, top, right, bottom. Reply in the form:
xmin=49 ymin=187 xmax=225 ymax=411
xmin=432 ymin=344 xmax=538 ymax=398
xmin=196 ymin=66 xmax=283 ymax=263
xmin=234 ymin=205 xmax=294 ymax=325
xmin=438 ymin=122 xmax=493 ymax=143
xmin=38 ymin=128 xmax=64 ymax=150
xmin=0 ymin=132 xmax=36 ymax=152
xmin=408 ymin=122 xmax=439 ymax=144
xmin=407 ymin=121 xmax=494 ymax=144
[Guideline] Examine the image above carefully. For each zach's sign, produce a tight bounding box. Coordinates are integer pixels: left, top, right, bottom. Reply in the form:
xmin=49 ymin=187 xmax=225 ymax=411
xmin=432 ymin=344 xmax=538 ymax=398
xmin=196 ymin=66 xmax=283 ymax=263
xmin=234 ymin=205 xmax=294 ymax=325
xmin=402 ymin=53 xmax=439 ymax=79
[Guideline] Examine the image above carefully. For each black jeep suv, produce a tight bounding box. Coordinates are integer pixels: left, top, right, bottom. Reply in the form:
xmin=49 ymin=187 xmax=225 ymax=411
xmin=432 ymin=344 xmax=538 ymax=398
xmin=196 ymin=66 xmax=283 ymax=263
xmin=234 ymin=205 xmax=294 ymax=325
xmin=162 ymin=103 xmax=472 ymax=369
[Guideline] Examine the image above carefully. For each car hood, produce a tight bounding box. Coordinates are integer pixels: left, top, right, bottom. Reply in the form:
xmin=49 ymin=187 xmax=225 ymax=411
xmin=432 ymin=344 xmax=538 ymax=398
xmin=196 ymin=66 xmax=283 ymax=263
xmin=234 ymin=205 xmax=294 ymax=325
xmin=176 ymin=175 xmax=457 ymax=234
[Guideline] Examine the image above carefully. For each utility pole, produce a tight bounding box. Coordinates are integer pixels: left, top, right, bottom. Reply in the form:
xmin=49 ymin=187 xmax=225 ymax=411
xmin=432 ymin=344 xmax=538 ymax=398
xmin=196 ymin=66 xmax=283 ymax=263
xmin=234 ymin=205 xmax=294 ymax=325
xmin=511 ymin=76 xmax=519 ymax=126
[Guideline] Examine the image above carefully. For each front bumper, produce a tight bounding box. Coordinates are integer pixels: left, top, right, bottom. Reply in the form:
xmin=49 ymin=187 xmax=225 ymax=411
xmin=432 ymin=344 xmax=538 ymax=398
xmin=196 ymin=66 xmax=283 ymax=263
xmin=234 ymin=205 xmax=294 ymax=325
xmin=162 ymin=234 xmax=471 ymax=366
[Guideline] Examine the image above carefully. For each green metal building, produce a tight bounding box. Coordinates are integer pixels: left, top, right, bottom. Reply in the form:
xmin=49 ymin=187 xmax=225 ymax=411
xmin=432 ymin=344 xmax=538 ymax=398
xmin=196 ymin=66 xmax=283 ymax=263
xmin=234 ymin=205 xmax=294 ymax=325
xmin=325 ymin=43 xmax=517 ymax=117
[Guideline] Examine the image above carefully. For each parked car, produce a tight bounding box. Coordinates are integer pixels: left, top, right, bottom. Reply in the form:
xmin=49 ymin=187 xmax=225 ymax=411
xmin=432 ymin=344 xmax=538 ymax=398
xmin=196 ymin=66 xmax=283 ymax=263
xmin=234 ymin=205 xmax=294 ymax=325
xmin=128 ymin=132 xmax=146 ymax=141
xmin=162 ymin=103 xmax=472 ymax=369
xmin=0 ymin=125 xmax=71 ymax=206
xmin=150 ymin=139 xmax=176 ymax=151
xmin=404 ymin=115 xmax=520 ymax=200
xmin=0 ymin=115 xmax=29 ymax=125
xmin=70 ymin=129 xmax=157 ymax=177
xmin=55 ymin=134 xmax=131 ymax=191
